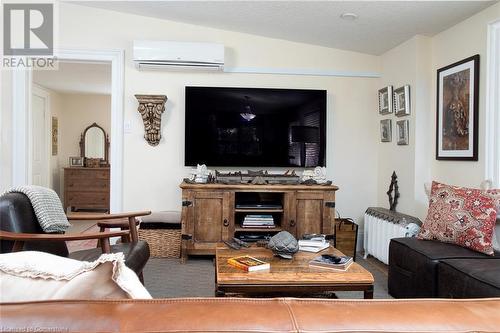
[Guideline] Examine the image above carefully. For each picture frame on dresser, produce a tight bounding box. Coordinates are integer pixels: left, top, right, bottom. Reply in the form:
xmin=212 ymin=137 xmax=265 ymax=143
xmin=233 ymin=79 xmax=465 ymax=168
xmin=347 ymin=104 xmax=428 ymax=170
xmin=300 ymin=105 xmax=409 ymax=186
xmin=69 ymin=156 xmax=84 ymax=167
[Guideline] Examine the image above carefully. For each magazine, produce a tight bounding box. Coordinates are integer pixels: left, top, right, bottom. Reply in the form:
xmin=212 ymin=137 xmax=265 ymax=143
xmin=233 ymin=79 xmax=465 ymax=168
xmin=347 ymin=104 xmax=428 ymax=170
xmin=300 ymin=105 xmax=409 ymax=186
xmin=309 ymin=255 xmax=353 ymax=271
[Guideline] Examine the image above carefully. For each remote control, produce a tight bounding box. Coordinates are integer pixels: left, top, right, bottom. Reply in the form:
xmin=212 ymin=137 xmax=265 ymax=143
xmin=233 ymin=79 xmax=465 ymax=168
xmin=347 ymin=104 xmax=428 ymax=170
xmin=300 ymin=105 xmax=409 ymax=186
xmin=223 ymin=240 xmax=241 ymax=250
xmin=233 ymin=238 xmax=250 ymax=247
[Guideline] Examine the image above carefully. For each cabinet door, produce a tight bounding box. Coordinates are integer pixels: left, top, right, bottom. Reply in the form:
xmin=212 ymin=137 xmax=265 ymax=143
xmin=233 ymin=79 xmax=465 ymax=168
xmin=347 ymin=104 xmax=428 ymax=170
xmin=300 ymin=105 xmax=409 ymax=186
xmin=283 ymin=191 xmax=297 ymax=236
xmin=184 ymin=191 xmax=233 ymax=253
xmin=295 ymin=191 xmax=335 ymax=238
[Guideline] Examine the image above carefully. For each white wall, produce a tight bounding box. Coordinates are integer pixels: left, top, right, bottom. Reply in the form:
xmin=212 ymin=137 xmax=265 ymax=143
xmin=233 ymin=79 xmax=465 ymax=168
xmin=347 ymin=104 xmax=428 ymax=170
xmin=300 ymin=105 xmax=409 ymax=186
xmin=0 ymin=71 xmax=13 ymax=193
xmin=51 ymin=3 xmax=382 ymax=224
xmin=377 ymin=36 xmax=432 ymax=219
xmin=375 ymin=2 xmax=499 ymax=220
xmin=430 ymin=2 xmax=500 ymax=187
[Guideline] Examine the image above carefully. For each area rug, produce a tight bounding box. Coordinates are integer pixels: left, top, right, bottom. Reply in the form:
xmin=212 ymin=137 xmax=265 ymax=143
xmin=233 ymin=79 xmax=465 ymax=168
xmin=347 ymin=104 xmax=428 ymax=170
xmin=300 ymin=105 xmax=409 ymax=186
xmin=143 ymin=254 xmax=392 ymax=299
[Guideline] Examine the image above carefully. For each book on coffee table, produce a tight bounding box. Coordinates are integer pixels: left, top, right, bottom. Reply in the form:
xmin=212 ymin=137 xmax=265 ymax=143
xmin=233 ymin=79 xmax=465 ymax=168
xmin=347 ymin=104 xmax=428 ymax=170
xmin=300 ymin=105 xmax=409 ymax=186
xmin=227 ymin=255 xmax=270 ymax=272
xmin=298 ymin=239 xmax=330 ymax=253
xmin=309 ymin=255 xmax=353 ymax=271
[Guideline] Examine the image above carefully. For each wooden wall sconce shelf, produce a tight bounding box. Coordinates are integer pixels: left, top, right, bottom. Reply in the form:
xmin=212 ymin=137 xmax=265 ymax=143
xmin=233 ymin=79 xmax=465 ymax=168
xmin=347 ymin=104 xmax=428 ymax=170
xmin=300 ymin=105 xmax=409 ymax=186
xmin=135 ymin=94 xmax=168 ymax=146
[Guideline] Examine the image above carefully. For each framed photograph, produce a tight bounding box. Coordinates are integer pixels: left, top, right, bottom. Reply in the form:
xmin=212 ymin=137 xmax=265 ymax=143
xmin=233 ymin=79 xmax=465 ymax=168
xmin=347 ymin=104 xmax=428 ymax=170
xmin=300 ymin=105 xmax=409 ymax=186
xmin=51 ymin=116 xmax=58 ymax=156
xmin=69 ymin=156 xmax=84 ymax=167
xmin=436 ymin=54 xmax=479 ymax=160
xmin=394 ymin=85 xmax=411 ymax=116
xmin=378 ymin=86 xmax=393 ymax=115
xmin=380 ymin=119 xmax=392 ymax=142
xmin=396 ymin=120 xmax=409 ymax=145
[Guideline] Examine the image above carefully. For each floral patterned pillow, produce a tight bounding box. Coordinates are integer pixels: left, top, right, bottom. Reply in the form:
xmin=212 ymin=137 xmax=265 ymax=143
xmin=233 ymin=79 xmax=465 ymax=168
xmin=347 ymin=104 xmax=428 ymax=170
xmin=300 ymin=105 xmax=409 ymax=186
xmin=418 ymin=181 xmax=498 ymax=255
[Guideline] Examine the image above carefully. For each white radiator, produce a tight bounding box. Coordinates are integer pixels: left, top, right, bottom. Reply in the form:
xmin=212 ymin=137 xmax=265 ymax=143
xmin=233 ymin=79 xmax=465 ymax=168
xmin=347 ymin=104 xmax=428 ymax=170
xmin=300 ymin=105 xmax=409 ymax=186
xmin=363 ymin=208 xmax=420 ymax=265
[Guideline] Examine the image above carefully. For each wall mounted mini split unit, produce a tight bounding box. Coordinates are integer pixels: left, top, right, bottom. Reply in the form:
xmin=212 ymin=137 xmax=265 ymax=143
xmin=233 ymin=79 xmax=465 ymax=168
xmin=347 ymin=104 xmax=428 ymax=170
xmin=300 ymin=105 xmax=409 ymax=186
xmin=133 ymin=40 xmax=224 ymax=71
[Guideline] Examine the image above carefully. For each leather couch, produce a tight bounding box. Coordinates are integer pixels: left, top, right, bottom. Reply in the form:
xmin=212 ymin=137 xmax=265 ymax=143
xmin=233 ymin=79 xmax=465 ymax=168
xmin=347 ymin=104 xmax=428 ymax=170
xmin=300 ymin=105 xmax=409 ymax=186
xmin=388 ymin=237 xmax=500 ymax=298
xmin=1 ymin=298 xmax=500 ymax=332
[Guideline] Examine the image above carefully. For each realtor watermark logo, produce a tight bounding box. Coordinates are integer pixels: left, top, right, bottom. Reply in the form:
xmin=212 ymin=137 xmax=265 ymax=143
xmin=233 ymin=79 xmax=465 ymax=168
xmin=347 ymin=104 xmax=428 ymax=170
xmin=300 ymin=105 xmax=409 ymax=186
xmin=2 ymin=1 xmax=57 ymax=69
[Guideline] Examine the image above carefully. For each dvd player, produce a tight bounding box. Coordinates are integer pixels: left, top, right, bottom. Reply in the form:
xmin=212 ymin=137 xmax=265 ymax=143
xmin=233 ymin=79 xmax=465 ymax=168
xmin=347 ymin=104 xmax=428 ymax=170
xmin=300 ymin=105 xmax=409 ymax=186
xmin=236 ymin=204 xmax=282 ymax=209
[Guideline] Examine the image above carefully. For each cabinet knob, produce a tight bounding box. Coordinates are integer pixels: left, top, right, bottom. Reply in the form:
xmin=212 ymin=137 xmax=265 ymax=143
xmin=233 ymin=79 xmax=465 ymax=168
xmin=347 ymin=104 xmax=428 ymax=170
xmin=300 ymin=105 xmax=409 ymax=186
xmin=223 ymin=219 xmax=229 ymax=227
xmin=290 ymin=219 xmax=296 ymax=227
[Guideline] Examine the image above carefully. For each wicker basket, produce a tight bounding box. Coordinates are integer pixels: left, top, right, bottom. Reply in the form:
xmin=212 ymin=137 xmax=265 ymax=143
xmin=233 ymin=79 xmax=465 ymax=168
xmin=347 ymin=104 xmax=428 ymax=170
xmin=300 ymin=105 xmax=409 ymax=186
xmin=138 ymin=228 xmax=181 ymax=258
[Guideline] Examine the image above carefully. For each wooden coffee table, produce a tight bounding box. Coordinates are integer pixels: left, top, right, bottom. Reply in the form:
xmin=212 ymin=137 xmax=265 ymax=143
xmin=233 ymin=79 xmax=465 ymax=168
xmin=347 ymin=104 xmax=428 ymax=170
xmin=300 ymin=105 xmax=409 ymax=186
xmin=215 ymin=244 xmax=374 ymax=299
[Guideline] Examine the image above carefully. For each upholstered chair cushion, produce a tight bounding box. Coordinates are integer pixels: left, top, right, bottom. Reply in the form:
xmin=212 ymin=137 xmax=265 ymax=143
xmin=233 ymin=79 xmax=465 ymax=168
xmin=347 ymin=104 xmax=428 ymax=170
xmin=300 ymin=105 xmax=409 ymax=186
xmin=0 ymin=251 xmax=151 ymax=302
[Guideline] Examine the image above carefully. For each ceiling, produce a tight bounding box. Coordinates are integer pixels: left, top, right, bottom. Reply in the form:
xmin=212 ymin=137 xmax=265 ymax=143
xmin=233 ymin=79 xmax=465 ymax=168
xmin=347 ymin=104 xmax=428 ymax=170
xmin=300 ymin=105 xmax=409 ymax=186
xmin=72 ymin=1 xmax=497 ymax=55
xmin=33 ymin=62 xmax=111 ymax=95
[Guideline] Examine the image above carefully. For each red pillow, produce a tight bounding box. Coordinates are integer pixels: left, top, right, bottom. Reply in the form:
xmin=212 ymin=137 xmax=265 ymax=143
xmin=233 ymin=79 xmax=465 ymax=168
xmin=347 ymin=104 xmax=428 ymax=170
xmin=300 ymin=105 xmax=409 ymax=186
xmin=418 ymin=181 xmax=498 ymax=255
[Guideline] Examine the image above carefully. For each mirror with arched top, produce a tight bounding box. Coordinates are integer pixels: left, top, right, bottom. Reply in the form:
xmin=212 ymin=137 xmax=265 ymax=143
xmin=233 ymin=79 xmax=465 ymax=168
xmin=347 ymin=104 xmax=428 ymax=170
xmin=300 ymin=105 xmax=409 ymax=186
xmin=79 ymin=123 xmax=110 ymax=166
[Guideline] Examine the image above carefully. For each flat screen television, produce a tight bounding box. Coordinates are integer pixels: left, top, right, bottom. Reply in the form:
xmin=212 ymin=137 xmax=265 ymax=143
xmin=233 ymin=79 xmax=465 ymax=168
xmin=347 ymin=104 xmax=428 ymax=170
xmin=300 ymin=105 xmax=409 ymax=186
xmin=185 ymin=86 xmax=326 ymax=167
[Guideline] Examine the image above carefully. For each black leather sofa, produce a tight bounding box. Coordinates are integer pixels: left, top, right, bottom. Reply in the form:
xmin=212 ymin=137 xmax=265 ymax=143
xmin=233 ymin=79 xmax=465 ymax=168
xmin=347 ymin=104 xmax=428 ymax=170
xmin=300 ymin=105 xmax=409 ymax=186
xmin=388 ymin=237 xmax=500 ymax=298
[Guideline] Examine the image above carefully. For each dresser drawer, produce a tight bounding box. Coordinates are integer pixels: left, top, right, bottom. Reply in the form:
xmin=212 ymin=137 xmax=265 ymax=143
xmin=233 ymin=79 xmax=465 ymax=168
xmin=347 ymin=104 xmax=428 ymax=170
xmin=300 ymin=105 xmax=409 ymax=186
xmin=64 ymin=167 xmax=110 ymax=212
xmin=65 ymin=168 xmax=109 ymax=179
xmin=66 ymin=191 xmax=109 ymax=208
xmin=65 ymin=178 xmax=109 ymax=192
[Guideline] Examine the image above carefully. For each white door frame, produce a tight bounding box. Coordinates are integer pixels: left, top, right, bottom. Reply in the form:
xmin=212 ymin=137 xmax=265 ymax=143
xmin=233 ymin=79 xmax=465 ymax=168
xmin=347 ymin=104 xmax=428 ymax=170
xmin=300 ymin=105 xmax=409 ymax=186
xmin=31 ymin=84 xmax=51 ymax=187
xmin=485 ymin=19 xmax=500 ymax=187
xmin=11 ymin=49 xmax=125 ymax=212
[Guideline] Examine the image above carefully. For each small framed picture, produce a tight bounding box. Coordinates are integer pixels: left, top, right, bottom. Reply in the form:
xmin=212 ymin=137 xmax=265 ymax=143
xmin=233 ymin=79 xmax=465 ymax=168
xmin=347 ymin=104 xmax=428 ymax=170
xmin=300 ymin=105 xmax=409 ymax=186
xmin=378 ymin=86 xmax=393 ymax=115
xmin=51 ymin=116 xmax=58 ymax=156
xmin=396 ymin=120 xmax=409 ymax=145
xmin=394 ymin=85 xmax=411 ymax=116
xmin=380 ymin=119 xmax=392 ymax=142
xmin=69 ymin=156 xmax=84 ymax=167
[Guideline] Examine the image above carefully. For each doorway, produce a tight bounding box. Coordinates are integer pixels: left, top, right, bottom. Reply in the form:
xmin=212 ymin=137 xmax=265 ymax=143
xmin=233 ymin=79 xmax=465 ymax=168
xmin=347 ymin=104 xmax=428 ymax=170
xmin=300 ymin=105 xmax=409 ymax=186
xmin=11 ymin=49 xmax=124 ymax=212
xmin=30 ymin=86 xmax=51 ymax=187
xmin=32 ymin=61 xmax=112 ymax=212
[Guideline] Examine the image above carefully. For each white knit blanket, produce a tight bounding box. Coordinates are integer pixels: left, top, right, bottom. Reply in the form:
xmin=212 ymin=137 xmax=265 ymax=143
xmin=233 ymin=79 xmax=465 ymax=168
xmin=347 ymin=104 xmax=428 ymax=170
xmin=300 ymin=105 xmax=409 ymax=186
xmin=2 ymin=186 xmax=70 ymax=233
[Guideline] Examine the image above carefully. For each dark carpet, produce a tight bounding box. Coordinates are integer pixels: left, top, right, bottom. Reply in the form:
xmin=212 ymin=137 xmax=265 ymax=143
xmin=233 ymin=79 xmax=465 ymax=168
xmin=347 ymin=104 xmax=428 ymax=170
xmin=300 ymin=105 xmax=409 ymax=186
xmin=143 ymin=253 xmax=392 ymax=299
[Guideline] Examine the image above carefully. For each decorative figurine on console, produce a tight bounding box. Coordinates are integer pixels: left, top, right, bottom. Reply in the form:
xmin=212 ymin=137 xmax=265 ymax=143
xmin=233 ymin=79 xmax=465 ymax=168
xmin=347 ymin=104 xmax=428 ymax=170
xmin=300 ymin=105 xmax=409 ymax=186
xmin=301 ymin=167 xmax=330 ymax=185
xmin=194 ymin=164 xmax=210 ymax=183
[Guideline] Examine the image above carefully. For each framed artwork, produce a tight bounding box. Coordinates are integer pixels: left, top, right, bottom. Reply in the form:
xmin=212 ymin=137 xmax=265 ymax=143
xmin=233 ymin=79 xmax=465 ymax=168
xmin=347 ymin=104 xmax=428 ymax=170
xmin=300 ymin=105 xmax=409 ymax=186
xmin=380 ymin=119 xmax=392 ymax=142
xmin=436 ymin=54 xmax=479 ymax=160
xmin=396 ymin=120 xmax=409 ymax=145
xmin=394 ymin=85 xmax=411 ymax=116
xmin=69 ymin=156 xmax=84 ymax=167
xmin=51 ymin=116 xmax=58 ymax=156
xmin=378 ymin=86 xmax=393 ymax=115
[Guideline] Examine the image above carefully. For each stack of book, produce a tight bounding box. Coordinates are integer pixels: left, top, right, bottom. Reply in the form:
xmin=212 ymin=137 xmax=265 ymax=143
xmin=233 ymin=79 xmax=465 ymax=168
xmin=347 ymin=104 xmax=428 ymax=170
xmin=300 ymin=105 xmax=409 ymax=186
xmin=227 ymin=255 xmax=270 ymax=272
xmin=309 ymin=255 xmax=353 ymax=271
xmin=298 ymin=239 xmax=330 ymax=253
xmin=241 ymin=214 xmax=275 ymax=228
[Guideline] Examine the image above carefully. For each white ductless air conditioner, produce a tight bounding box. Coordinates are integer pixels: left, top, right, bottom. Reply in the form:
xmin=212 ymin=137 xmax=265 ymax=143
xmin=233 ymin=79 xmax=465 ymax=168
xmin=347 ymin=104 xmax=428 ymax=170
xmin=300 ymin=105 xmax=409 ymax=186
xmin=133 ymin=40 xmax=224 ymax=71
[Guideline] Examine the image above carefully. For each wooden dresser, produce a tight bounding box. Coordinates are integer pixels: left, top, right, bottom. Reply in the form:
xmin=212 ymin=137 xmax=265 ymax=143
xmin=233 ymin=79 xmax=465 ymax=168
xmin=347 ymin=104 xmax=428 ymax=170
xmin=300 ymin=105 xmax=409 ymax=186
xmin=64 ymin=167 xmax=110 ymax=212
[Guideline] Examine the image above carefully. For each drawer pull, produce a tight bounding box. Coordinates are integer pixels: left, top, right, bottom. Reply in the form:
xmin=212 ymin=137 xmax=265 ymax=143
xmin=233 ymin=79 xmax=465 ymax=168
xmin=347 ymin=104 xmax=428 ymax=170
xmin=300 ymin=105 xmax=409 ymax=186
xmin=223 ymin=219 xmax=229 ymax=227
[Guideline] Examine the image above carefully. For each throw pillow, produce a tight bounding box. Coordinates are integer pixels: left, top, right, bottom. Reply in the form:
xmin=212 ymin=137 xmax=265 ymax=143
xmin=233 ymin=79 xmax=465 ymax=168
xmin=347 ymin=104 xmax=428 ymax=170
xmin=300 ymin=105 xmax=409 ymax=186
xmin=0 ymin=251 xmax=151 ymax=302
xmin=418 ymin=181 xmax=498 ymax=255
xmin=486 ymin=188 xmax=500 ymax=252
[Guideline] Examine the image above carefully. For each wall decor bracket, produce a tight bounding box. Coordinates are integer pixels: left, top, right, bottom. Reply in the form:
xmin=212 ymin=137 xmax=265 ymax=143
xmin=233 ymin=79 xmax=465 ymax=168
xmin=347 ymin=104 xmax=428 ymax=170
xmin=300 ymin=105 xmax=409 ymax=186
xmin=135 ymin=94 xmax=168 ymax=146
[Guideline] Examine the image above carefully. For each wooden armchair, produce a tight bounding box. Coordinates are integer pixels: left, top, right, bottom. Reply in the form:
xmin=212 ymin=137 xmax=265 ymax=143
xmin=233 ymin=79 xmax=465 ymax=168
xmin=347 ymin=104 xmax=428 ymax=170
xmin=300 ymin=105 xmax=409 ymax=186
xmin=0 ymin=192 xmax=151 ymax=282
